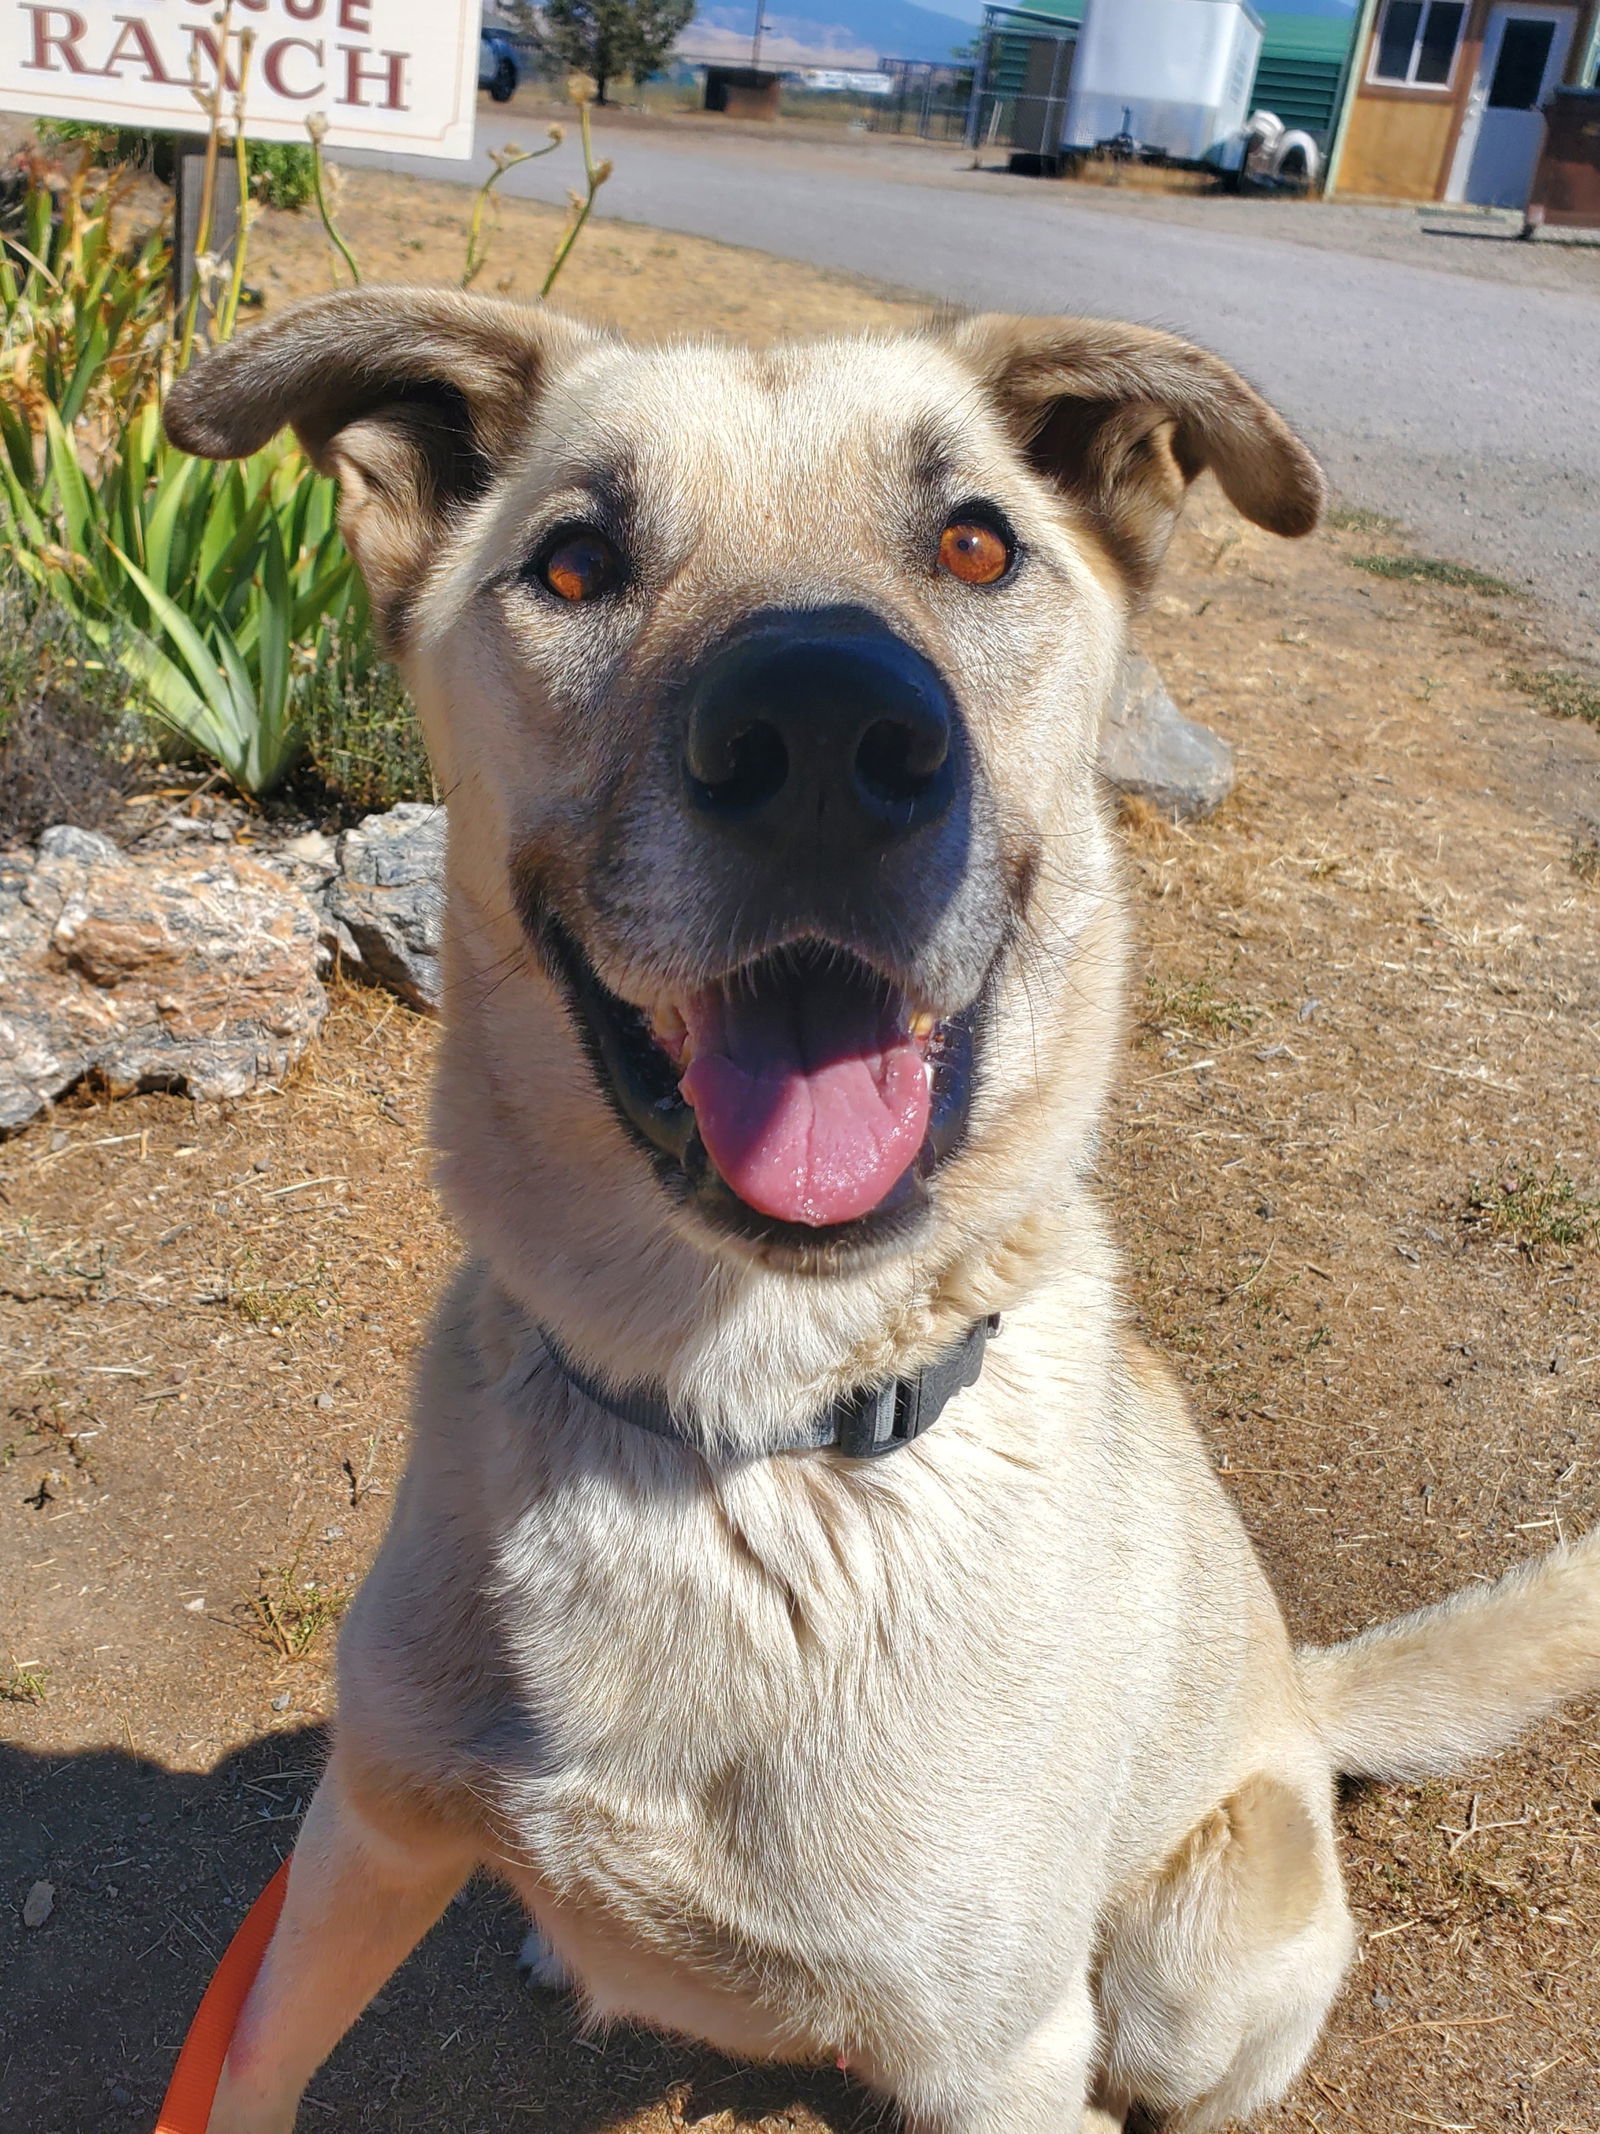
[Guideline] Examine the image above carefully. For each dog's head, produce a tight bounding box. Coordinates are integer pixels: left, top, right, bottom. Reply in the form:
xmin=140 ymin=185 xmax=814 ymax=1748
xmin=168 ymin=292 xmax=1319 ymax=1288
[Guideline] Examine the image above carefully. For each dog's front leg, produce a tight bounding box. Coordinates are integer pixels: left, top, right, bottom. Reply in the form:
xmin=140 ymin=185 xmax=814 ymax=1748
xmin=899 ymin=1973 xmax=1101 ymax=2134
xmin=207 ymin=1746 xmax=476 ymax=2134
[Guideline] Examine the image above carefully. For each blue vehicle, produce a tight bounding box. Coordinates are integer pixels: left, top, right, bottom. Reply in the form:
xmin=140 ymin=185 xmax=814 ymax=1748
xmin=479 ymin=27 xmax=521 ymax=103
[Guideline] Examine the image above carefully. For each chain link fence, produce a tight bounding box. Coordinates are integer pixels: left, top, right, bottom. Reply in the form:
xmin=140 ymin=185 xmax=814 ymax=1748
xmin=866 ymin=61 xmax=976 ymax=142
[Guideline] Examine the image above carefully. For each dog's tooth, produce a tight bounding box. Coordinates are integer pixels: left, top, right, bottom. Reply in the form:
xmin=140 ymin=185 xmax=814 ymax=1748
xmin=650 ymin=1002 xmax=690 ymax=1067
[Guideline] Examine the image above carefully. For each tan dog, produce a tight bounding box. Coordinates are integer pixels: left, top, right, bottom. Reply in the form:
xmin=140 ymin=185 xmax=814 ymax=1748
xmin=166 ymin=293 xmax=1600 ymax=2134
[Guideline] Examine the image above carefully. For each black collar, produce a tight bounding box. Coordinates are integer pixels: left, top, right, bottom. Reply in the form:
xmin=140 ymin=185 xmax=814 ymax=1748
xmin=542 ymin=1314 xmax=999 ymax=1460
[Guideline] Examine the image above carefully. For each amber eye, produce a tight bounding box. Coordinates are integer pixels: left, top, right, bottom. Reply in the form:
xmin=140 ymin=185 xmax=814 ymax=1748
xmin=938 ymin=518 xmax=1013 ymax=587
xmin=537 ymin=529 xmax=620 ymax=603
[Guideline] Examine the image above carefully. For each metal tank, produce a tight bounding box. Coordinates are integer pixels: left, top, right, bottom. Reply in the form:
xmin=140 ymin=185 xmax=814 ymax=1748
xmin=1062 ymin=0 xmax=1266 ymax=169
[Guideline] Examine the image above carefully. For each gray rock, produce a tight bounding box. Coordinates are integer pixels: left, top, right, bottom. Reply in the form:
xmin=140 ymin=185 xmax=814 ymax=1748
xmin=281 ymin=829 xmax=336 ymax=869
xmin=38 ymin=824 xmax=121 ymax=865
xmin=329 ymin=803 xmax=446 ymax=1013
xmin=0 ymin=841 xmax=325 ymax=1135
xmin=256 ymin=831 xmax=341 ymax=968
xmin=1098 ymin=652 xmax=1235 ymax=819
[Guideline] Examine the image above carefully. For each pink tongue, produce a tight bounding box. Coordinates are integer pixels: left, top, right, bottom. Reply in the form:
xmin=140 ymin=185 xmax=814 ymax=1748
xmin=678 ymin=969 xmax=930 ymax=1227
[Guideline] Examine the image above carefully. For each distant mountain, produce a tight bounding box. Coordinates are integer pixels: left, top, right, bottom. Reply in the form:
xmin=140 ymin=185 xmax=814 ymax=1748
xmin=687 ymin=0 xmax=1355 ymax=70
xmin=690 ymin=0 xmax=981 ymax=66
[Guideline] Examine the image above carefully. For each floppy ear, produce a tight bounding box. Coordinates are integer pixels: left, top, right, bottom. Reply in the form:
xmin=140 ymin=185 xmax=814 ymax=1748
xmin=945 ymin=314 xmax=1324 ymax=596
xmin=164 ymin=288 xmax=601 ymax=642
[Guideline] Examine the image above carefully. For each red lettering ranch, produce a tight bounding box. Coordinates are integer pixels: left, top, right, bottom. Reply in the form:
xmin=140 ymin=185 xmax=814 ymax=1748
xmin=0 ymin=1 xmax=480 ymax=157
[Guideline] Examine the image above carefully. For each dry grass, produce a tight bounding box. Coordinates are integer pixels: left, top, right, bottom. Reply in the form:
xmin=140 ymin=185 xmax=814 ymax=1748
xmin=246 ymin=165 xmax=921 ymax=345
xmin=1121 ymin=492 xmax=1600 ymax=2134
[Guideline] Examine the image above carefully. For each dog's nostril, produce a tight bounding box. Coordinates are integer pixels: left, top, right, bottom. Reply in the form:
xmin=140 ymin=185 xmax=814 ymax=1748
xmin=856 ymin=715 xmax=949 ymax=808
xmin=689 ymin=719 xmax=789 ymax=814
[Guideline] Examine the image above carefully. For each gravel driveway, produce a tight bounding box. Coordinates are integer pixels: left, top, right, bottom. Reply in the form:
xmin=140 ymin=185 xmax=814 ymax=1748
xmin=344 ymin=113 xmax=1600 ymax=661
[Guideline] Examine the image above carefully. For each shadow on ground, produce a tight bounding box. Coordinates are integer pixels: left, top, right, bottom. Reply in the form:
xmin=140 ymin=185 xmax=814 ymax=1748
xmin=2 ymin=1726 xmax=870 ymax=2133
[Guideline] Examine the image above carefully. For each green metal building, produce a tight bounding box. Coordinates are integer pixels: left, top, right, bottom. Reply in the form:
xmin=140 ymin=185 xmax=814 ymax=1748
xmin=973 ymin=1 xmax=1357 ymax=150
xmin=1252 ymin=10 xmax=1359 ymax=141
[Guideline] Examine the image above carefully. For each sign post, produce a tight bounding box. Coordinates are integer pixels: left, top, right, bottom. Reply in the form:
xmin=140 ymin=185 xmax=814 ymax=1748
xmin=0 ymin=2 xmax=482 ymax=160
xmin=171 ymin=133 xmax=240 ymax=317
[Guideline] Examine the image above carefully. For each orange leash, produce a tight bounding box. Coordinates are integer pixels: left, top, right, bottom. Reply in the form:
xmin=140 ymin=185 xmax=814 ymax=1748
xmin=154 ymin=1856 xmax=291 ymax=2134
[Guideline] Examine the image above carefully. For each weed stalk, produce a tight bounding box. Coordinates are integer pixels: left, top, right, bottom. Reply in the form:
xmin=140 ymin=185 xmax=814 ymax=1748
xmin=306 ymin=113 xmax=362 ymax=287
xmin=463 ymin=131 xmax=564 ymax=290
xmin=542 ymin=79 xmax=612 ymax=300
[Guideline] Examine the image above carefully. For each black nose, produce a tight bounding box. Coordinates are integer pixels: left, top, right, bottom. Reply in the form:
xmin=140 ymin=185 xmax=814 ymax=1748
xmin=682 ymin=609 xmax=957 ymax=853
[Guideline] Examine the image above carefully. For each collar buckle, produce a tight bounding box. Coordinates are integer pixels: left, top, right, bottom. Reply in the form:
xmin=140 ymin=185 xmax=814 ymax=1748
xmin=834 ymin=1374 xmax=921 ymax=1460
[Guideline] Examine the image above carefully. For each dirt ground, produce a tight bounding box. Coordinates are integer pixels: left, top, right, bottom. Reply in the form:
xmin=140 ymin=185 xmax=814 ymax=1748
xmin=244 ymin=163 xmax=921 ymax=341
xmin=4 ymin=179 xmax=1600 ymax=2134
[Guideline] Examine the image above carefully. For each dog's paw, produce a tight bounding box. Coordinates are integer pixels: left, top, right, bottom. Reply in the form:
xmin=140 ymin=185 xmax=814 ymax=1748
xmin=517 ymin=1923 xmax=572 ymax=1991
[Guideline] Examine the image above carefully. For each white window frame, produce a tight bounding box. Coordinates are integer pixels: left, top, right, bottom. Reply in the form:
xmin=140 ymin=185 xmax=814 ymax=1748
xmin=1367 ymin=0 xmax=1470 ymax=91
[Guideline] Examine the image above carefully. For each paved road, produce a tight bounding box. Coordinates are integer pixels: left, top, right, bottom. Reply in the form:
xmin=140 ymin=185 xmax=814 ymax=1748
xmin=344 ymin=120 xmax=1600 ymax=656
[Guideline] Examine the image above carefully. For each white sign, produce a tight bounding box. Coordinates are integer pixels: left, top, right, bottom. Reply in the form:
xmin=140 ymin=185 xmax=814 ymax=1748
xmin=799 ymin=69 xmax=893 ymax=96
xmin=0 ymin=1 xmax=482 ymax=159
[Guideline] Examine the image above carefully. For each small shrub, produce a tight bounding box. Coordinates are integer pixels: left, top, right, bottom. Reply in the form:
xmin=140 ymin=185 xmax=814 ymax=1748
xmin=1 ymin=1663 xmax=49 ymax=1705
xmin=0 ymin=556 xmax=149 ymax=842
xmin=1 ymin=149 xmax=170 ymax=457
xmin=248 ymin=1537 xmax=349 ymax=1661
xmin=1461 ymin=1163 xmax=1600 ymax=1259
xmin=1506 ymin=666 xmax=1600 ymax=729
xmin=36 ymin=125 xmax=315 ymax=209
xmin=35 ymin=120 xmax=167 ymax=175
xmin=5 ymin=159 xmax=373 ymax=797
xmin=301 ymin=639 xmax=435 ymax=811
xmin=1348 ymin=554 xmax=1521 ymax=598
xmin=1571 ymin=823 xmax=1600 ymax=885
xmin=245 ymin=141 xmax=317 ymax=211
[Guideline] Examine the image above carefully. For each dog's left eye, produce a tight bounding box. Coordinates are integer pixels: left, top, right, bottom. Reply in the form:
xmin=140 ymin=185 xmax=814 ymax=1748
xmin=534 ymin=529 xmax=621 ymax=603
xmin=938 ymin=517 xmax=1013 ymax=587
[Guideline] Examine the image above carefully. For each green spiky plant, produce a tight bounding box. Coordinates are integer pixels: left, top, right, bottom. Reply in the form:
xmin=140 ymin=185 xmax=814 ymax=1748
xmin=0 ymin=149 xmax=169 ymax=464
xmin=2 ymin=74 xmax=372 ymax=796
xmin=2 ymin=399 xmax=368 ymax=794
xmin=2 ymin=54 xmax=610 ymax=801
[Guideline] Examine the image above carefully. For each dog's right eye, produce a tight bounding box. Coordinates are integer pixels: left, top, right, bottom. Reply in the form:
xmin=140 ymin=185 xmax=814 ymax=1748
xmin=938 ymin=516 xmax=1014 ymax=587
xmin=531 ymin=528 xmax=621 ymax=603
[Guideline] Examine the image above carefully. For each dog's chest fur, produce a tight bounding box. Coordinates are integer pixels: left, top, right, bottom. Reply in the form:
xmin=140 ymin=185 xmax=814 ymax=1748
xmin=338 ymin=1269 xmax=1268 ymax=2063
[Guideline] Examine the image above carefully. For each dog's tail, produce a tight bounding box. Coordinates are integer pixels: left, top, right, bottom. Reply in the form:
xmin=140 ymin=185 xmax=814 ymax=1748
xmin=1296 ymin=1529 xmax=1600 ymax=1780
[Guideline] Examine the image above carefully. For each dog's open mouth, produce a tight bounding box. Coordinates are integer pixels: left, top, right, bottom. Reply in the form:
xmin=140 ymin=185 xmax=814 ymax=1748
xmin=539 ymin=916 xmax=980 ymax=1251
xmin=660 ymin=956 xmax=936 ymax=1227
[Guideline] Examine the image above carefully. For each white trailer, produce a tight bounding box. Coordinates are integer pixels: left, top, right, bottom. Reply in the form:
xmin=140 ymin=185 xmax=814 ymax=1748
xmin=1062 ymin=0 xmax=1265 ymax=171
